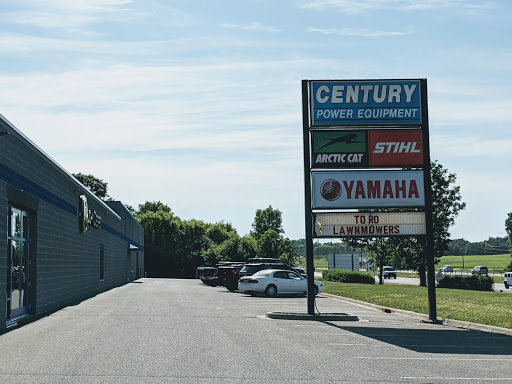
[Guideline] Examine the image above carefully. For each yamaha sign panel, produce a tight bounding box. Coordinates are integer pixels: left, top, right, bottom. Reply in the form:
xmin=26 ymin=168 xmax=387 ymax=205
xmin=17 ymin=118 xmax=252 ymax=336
xmin=312 ymin=170 xmax=425 ymax=209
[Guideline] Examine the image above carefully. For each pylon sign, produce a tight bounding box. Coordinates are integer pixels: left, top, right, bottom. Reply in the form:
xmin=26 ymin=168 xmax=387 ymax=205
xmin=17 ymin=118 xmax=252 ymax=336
xmin=302 ymin=78 xmax=436 ymax=320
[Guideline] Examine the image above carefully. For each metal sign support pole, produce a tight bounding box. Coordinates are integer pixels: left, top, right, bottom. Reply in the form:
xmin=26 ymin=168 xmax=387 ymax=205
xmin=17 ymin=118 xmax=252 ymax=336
xmin=302 ymin=80 xmax=315 ymax=315
xmin=421 ymin=79 xmax=437 ymax=322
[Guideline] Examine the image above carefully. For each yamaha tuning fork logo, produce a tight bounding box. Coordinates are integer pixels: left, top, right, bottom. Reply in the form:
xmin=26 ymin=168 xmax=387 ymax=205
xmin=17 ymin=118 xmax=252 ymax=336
xmin=320 ymin=179 xmax=342 ymax=201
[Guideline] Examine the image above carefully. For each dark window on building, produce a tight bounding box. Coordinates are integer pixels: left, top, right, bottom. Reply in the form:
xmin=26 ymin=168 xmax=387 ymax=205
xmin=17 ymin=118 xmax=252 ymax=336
xmin=100 ymin=244 xmax=104 ymax=281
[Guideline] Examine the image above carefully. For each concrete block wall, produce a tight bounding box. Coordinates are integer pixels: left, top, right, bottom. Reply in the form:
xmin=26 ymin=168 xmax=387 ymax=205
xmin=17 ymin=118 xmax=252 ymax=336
xmin=0 ymin=114 xmax=144 ymax=331
xmin=0 ymin=181 xmax=7 ymax=328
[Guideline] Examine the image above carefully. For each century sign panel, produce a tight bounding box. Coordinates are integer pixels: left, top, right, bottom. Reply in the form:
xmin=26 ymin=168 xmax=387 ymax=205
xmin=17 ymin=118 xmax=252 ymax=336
xmin=369 ymin=130 xmax=423 ymax=166
xmin=312 ymin=170 xmax=425 ymax=209
xmin=311 ymin=130 xmax=368 ymax=168
xmin=314 ymin=212 xmax=426 ymax=238
xmin=310 ymin=80 xmax=422 ymax=127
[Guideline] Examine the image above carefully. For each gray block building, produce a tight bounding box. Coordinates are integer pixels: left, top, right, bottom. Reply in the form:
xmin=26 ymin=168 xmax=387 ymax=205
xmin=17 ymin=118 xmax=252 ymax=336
xmin=0 ymin=113 xmax=144 ymax=331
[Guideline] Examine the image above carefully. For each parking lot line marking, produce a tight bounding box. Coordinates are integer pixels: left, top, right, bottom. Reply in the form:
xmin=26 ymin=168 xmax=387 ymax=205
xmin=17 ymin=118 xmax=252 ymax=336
xmin=357 ymin=357 xmax=512 ymax=361
xmin=401 ymin=377 xmax=510 ymax=381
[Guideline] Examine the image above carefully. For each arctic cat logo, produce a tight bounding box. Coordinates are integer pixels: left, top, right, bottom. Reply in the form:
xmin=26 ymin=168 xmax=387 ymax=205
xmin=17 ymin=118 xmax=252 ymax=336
xmin=317 ymin=133 xmax=361 ymax=150
xmin=315 ymin=153 xmax=364 ymax=164
xmin=373 ymin=142 xmax=421 ymax=154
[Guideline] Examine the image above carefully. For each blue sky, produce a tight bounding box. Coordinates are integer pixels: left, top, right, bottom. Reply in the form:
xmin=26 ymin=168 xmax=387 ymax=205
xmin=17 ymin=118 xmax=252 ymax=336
xmin=1 ymin=0 xmax=511 ymax=242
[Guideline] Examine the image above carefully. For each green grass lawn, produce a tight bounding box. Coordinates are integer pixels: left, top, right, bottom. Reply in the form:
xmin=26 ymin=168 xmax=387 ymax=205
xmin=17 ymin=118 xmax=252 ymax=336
xmin=324 ymin=281 xmax=512 ymax=329
xmin=439 ymin=254 xmax=511 ymax=273
xmin=296 ymin=257 xmax=328 ymax=269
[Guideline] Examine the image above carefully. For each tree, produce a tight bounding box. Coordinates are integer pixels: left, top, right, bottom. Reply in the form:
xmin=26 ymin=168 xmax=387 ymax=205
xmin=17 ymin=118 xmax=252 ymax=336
xmin=205 ymin=221 xmax=236 ymax=245
xmin=251 ymin=205 xmax=284 ymax=239
xmin=505 ymin=213 xmax=512 ymax=270
xmin=430 ymin=160 xmax=466 ymax=262
xmin=257 ymin=230 xmax=282 ymax=259
xmin=138 ymin=201 xmax=172 ymax=215
xmin=238 ymin=235 xmax=258 ymax=260
xmin=279 ymin=237 xmax=300 ymax=266
xmin=138 ymin=209 xmax=182 ymax=277
xmin=73 ymin=173 xmax=110 ymax=200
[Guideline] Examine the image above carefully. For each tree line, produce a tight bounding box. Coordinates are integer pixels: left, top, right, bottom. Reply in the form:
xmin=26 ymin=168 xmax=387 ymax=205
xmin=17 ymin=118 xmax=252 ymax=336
xmin=135 ymin=203 xmax=299 ymax=277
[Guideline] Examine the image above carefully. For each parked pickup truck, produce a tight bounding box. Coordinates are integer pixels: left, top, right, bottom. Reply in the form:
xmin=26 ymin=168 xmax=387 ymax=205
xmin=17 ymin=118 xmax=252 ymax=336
xmin=196 ymin=266 xmax=218 ymax=286
xmin=217 ymin=262 xmax=246 ymax=291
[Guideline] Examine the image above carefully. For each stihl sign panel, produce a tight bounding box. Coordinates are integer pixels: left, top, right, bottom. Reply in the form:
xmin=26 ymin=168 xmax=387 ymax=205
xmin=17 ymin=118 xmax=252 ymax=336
xmin=314 ymin=212 xmax=426 ymax=237
xmin=311 ymin=130 xmax=368 ymax=168
xmin=312 ymin=170 xmax=425 ymax=209
xmin=369 ymin=130 xmax=423 ymax=166
xmin=310 ymin=80 xmax=422 ymax=127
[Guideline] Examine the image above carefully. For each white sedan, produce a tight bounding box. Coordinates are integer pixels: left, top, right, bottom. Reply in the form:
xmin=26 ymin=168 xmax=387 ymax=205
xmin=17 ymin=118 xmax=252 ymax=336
xmin=238 ymin=269 xmax=324 ymax=297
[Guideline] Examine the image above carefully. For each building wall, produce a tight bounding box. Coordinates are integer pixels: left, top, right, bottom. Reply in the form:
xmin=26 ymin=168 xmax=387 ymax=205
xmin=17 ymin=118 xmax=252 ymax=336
xmin=0 ymin=180 xmax=7 ymax=328
xmin=0 ymin=114 xmax=144 ymax=331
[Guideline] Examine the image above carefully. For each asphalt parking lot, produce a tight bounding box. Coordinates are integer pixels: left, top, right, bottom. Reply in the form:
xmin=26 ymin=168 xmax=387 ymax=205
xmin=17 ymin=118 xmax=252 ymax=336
xmin=1 ymin=278 xmax=511 ymax=383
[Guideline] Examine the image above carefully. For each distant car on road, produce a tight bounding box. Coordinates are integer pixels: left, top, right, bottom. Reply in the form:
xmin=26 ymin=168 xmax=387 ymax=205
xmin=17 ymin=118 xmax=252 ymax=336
xmin=440 ymin=265 xmax=454 ymax=273
xmin=472 ymin=266 xmax=488 ymax=276
xmin=382 ymin=266 xmax=397 ymax=279
xmin=238 ymin=269 xmax=324 ymax=297
xmin=504 ymin=272 xmax=512 ymax=289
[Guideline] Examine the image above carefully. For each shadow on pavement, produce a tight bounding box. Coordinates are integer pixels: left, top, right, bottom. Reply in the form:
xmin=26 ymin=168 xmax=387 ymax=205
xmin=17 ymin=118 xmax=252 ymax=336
xmin=322 ymin=322 xmax=512 ymax=355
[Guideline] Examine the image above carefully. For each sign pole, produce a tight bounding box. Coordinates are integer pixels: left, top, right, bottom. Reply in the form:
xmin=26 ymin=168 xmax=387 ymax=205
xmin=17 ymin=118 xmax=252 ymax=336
xmin=421 ymin=79 xmax=437 ymax=322
xmin=302 ymin=80 xmax=315 ymax=315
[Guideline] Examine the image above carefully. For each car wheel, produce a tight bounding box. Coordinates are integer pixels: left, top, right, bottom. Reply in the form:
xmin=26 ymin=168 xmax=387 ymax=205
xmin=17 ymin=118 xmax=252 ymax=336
xmin=314 ymin=285 xmax=319 ymax=296
xmin=265 ymin=285 xmax=277 ymax=297
xmin=505 ymin=283 xmax=509 ymax=289
xmin=394 ymin=275 xmax=397 ymax=279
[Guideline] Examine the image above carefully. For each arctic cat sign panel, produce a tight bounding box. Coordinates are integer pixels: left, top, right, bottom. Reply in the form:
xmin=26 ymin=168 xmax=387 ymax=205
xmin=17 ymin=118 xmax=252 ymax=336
xmin=312 ymin=170 xmax=425 ymax=209
xmin=310 ymin=80 xmax=422 ymax=127
xmin=311 ymin=130 xmax=368 ymax=168
xmin=314 ymin=212 xmax=426 ymax=238
xmin=369 ymin=130 xmax=423 ymax=166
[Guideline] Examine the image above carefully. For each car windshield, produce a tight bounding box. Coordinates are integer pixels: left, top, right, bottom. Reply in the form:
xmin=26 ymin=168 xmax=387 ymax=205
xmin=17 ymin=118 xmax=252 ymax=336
xmin=384 ymin=267 xmax=394 ymax=271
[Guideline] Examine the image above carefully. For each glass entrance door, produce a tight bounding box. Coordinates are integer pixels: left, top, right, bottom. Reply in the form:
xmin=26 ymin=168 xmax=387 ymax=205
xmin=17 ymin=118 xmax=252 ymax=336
xmin=7 ymin=206 xmax=30 ymax=319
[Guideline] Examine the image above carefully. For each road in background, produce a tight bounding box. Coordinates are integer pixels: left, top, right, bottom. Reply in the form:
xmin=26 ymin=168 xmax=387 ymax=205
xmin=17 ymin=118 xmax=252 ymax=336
xmin=1 ymin=278 xmax=511 ymax=383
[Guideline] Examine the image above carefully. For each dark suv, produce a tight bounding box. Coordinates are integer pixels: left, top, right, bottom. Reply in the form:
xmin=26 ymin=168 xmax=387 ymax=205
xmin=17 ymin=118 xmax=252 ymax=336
xmin=382 ymin=266 xmax=397 ymax=279
xmin=471 ymin=266 xmax=488 ymax=276
xmin=239 ymin=262 xmax=298 ymax=279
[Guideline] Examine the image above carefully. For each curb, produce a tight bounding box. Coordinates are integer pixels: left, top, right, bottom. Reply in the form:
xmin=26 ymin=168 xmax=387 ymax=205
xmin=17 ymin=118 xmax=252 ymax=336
xmin=266 ymin=312 xmax=358 ymax=321
xmin=320 ymin=293 xmax=512 ymax=337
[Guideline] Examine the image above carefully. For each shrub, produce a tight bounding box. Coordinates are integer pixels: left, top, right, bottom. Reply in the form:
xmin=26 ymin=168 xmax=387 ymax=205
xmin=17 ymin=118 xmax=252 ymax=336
xmin=437 ymin=275 xmax=494 ymax=291
xmin=323 ymin=269 xmax=375 ymax=284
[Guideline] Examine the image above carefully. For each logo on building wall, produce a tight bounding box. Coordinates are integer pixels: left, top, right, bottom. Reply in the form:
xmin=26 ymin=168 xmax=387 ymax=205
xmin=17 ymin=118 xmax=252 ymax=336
xmin=78 ymin=195 xmax=102 ymax=233
xmin=78 ymin=195 xmax=89 ymax=233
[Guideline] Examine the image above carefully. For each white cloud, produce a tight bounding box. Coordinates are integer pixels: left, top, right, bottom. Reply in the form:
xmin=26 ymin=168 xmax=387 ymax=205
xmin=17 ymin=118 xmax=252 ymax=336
xmin=299 ymin=0 xmax=494 ymax=14
xmin=3 ymin=0 xmax=142 ymax=33
xmin=307 ymin=27 xmax=410 ymax=37
xmin=220 ymin=22 xmax=280 ymax=33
